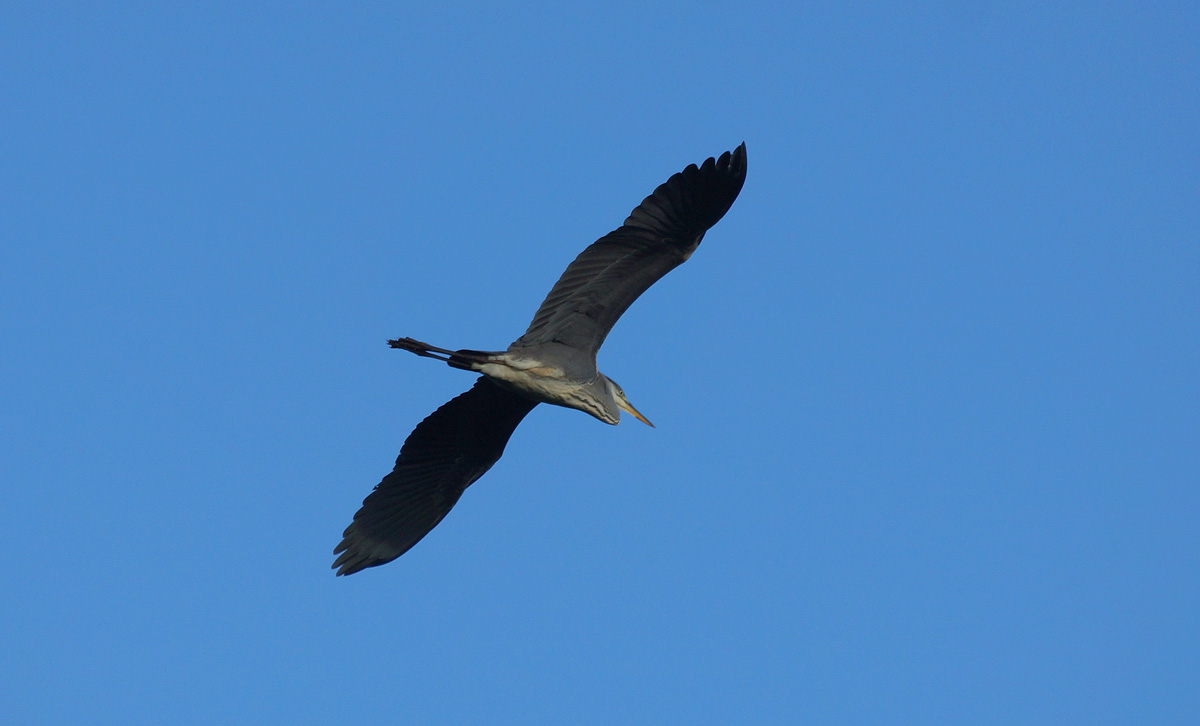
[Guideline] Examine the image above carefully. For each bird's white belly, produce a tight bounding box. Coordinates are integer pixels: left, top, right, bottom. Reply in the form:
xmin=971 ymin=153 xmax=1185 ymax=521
xmin=478 ymin=361 xmax=586 ymax=406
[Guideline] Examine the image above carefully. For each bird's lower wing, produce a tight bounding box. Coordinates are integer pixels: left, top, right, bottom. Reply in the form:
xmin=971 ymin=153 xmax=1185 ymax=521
xmin=333 ymin=377 xmax=538 ymax=575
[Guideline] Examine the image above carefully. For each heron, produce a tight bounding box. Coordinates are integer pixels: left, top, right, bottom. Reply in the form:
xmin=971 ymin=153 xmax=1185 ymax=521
xmin=333 ymin=143 xmax=747 ymax=575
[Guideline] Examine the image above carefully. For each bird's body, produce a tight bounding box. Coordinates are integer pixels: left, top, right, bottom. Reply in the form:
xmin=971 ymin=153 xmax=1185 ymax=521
xmin=334 ymin=144 xmax=747 ymax=575
xmin=389 ymin=338 xmax=632 ymax=425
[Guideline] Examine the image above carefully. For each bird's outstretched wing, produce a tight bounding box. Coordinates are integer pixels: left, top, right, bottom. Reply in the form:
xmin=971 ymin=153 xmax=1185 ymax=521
xmin=512 ymin=143 xmax=747 ymax=355
xmin=333 ymin=377 xmax=538 ymax=575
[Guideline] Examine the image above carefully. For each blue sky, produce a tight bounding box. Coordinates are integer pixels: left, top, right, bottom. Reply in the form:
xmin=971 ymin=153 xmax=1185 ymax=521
xmin=2 ymin=2 xmax=1197 ymax=723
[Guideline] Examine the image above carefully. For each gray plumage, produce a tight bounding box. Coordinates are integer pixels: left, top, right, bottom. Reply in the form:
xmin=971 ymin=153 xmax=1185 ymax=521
xmin=334 ymin=144 xmax=747 ymax=575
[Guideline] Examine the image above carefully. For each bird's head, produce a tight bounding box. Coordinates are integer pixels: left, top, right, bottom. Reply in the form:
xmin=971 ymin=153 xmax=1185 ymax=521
xmin=604 ymin=376 xmax=655 ymax=428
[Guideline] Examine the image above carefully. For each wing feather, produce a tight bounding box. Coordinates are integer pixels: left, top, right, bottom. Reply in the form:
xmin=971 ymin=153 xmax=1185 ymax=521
xmin=513 ymin=143 xmax=747 ymax=354
xmin=333 ymin=377 xmax=538 ymax=575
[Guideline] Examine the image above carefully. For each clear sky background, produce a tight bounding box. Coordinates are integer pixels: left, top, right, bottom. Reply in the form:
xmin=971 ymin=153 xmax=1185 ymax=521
xmin=2 ymin=3 xmax=1197 ymax=724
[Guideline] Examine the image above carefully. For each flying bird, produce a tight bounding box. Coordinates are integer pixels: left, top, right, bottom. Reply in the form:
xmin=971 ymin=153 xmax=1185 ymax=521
xmin=333 ymin=144 xmax=747 ymax=575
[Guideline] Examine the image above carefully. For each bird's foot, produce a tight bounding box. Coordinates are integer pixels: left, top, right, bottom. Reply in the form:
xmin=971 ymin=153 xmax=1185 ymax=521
xmin=388 ymin=337 xmax=456 ymax=360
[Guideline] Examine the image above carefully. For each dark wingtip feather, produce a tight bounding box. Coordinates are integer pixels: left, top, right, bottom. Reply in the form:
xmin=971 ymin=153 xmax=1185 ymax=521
xmin=624 ymin=143 xmax=748 ymax=239
xmin=332 ymin=523 xmax=406 ymax=575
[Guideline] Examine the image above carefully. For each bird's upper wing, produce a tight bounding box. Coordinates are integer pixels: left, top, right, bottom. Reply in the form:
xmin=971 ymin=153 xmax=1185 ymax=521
xmin=511 ymin=143 xmax=747 ymax=355
xmin=333 ymin=377 xmax=538 ymax=575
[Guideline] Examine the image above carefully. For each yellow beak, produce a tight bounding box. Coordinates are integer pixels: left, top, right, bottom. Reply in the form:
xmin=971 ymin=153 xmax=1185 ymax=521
xmin=616 ymin=394 xmax=655 ymax=428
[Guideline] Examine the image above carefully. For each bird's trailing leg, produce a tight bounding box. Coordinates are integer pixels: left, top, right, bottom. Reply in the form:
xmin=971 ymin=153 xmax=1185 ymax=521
xmin=388 ymin=337 xmax=501 ymax=371
xmin=388 ymin=337 xmax=457 ymax=360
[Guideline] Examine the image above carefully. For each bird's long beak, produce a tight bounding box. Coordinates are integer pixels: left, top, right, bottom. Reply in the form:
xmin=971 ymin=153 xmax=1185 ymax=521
xmin=616 ymin=392 xmax=655 ymax=428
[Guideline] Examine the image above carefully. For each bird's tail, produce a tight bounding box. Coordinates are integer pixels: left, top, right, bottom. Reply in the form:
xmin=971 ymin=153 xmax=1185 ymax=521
xmin=446 ymin=348 xmax=504 ymax=371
